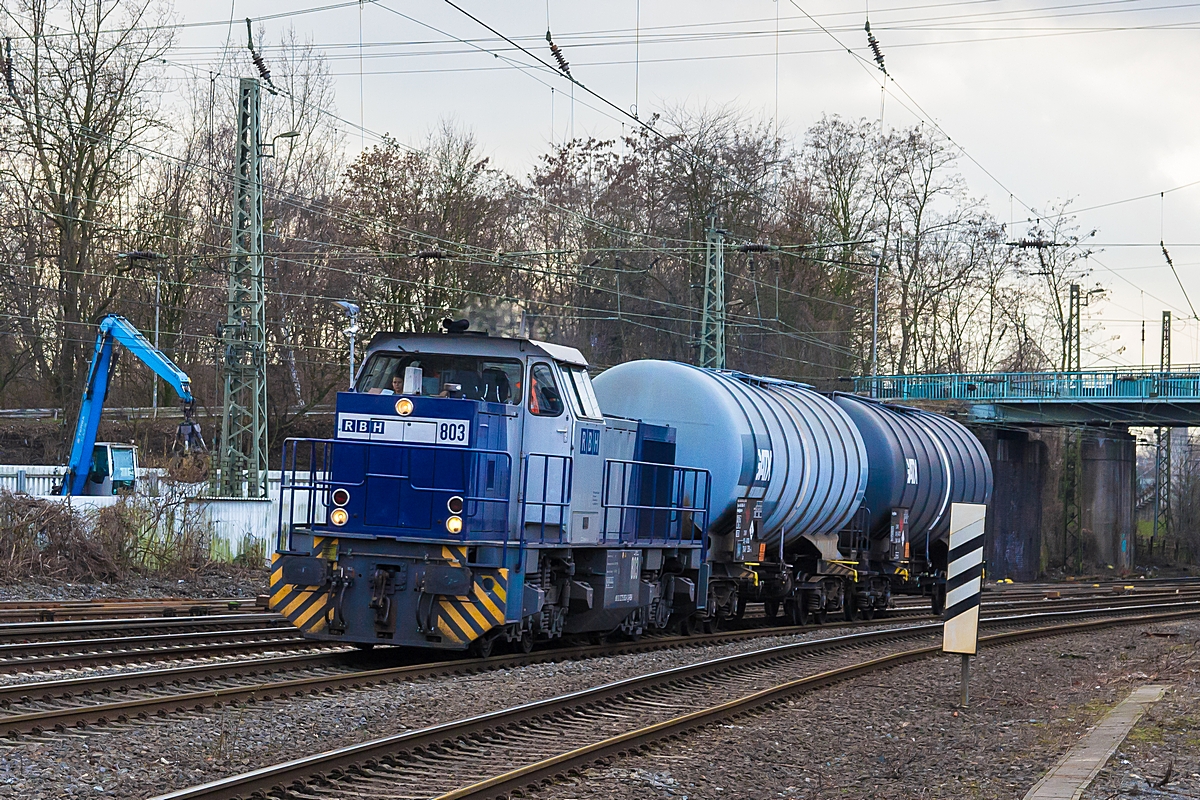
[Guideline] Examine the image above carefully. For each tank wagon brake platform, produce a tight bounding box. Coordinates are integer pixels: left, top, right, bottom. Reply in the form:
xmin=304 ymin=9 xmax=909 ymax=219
xmin=269 ymin=326 xmax=991 ymax=654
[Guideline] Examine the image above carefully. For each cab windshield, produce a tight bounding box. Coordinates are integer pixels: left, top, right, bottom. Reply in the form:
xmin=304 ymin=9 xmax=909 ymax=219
xmin=356 ymin=352 xmax=523 ymax=405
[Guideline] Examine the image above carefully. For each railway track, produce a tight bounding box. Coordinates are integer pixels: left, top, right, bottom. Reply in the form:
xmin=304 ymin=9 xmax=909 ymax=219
xmin=0 ymin=597 xmax=257 ymax=623
xmin=0 ymin=613 xmax=319 ymax=673
xmin=148 ymin=601 xmax=1200 ymax=800
xmin=2 ymin=594 xmax=1193 ymax=742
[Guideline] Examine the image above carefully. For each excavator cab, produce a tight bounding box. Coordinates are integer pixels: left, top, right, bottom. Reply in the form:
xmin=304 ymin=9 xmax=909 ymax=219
xmin=85 ymin=443 xmax=139 ymax=496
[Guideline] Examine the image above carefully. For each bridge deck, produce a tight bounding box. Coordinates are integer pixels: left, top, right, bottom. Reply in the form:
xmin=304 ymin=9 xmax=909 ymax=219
xmin=853 ymin=368 xmax=1200 ymax=425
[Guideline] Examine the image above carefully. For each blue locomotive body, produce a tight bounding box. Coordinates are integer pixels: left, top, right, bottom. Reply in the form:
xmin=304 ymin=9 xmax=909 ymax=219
xmin=270 ymin=331 xmax=711 ymax=653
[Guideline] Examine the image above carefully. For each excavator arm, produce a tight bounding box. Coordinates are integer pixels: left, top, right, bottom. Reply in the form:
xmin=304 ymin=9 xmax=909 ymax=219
xmin=61 ymin=315 xmax=194 ymax=496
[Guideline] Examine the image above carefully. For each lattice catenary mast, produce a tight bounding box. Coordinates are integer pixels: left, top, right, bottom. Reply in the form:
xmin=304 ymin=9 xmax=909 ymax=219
xmin=214 ymin=77 xmax=269 ymax=498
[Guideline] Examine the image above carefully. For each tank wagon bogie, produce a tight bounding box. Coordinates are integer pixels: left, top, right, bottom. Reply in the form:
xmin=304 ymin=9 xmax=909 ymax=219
xmin=270 ymin=332 xmax=992 ymax=653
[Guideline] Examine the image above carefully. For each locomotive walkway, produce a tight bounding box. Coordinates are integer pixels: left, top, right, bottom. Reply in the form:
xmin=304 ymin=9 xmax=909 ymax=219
xmin=854 ymin=366 xmax=1200 ymax=425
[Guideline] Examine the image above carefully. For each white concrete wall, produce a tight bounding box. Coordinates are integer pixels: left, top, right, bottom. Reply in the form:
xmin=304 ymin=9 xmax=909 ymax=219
xmin=0 ymin=466 xmax=323 ymax=564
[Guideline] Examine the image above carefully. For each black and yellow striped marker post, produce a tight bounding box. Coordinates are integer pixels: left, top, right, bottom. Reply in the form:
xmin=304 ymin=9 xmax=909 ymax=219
xmin=942 ymin=502 xmax=986 ymax=708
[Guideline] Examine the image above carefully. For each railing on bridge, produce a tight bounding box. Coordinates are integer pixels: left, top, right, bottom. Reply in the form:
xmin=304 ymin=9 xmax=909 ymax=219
xmin=854 ymin=365 xmax=1200 ymax=403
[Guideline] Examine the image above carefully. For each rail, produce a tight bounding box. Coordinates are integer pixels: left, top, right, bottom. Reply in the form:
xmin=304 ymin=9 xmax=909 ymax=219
xmin=855 ymin=368 xmax=1200 ymax=402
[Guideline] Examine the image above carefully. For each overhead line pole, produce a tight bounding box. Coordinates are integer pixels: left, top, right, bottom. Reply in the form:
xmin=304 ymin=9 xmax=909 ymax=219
xmin=214 ymin=77 xmax=269 ymax=499
xmin=699 ymin=216 xmax=726 ymax=370
xmin=1153 ymin=310 xmax=1172 ymax=560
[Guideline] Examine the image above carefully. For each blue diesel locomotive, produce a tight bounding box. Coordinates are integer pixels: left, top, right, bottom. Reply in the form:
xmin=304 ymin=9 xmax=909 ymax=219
xmin=271 ymin=329 xmax=711 ymax=654
xmin=270 ymin=325 xmax=990 ymax=653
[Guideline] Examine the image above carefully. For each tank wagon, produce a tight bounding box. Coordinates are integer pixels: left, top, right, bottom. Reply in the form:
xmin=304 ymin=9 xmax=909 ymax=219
xmin=594 ymin=362 xmax=993 ymax=623
xmin=269 ymin=328 xmax=991 ymax=654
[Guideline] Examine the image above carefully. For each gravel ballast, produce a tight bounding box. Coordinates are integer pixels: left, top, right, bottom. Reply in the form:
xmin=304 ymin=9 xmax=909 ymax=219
xmin=532 ymin=620 xmax=1200 ymax=800
xmin=3 ymin=619 xmax=1195 ymax=799
xmin=0 ymin=623 xmax=924 ymax=798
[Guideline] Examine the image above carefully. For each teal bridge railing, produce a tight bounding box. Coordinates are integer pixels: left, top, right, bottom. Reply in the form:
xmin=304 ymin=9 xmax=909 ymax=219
xmin=853 ymin=366 xmax=1200 ymax=404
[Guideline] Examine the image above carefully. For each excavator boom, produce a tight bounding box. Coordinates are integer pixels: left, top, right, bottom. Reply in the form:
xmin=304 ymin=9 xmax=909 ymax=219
xmin=61 ymin=315 xmax=194 ymax=496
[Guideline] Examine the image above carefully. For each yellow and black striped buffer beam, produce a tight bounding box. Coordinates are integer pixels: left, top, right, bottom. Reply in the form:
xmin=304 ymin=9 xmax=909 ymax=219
xmin=435 ymin=560 xmax=510 ymax=645
xmin=268 ymin=537 xmax=336 ymax=634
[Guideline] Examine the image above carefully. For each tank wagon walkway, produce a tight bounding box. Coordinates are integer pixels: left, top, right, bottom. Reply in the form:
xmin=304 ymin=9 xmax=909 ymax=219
xmin=855 ymin=368 xmax=1200 ymax=425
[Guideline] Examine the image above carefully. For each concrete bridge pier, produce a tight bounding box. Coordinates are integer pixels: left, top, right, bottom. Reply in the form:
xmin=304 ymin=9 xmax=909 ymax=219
xmin=1080 ymin=429 xmax=1135 ymax=571
xmin=975 ymin=427 xmax=1135 ymax=578
xmin=975 ymin=428 xmax=1047 ymax=582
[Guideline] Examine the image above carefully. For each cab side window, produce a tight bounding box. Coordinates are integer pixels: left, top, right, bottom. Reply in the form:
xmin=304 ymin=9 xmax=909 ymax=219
xmin=528 ymin=363 xmax=564 ymax=416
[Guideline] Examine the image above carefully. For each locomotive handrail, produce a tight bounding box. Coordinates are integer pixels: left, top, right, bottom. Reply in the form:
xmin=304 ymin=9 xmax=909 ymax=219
xmin=277 ymin=437 xmax=513 ymax=549
xmin=519 ymin=452 xmax=573 ymax=545
xmin=600 ymin=459 xmax=711 ymax=552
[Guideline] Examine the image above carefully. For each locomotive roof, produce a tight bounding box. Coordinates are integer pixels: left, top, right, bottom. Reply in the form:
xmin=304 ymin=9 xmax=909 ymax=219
xmin=363 ymin=331 xmax=589 ymax=367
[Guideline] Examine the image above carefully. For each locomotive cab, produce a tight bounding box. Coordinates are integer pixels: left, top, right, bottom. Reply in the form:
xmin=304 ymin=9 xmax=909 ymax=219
xmin=270 ymin=329 xmax=710 ymax=653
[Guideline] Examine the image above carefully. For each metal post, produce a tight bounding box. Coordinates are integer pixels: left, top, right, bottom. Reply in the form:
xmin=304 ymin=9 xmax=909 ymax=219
xmin=960 ymin=653 xmax=970 ymax=708
xmin=1067 ymin=284 xmax=1081 ymax=371
xmin=871 ymin=253 xmax=881 ymax=396
xmin=215 ymin=77 xmax=269 ymax=498
xmin=1061 ymin=427 xmax=1082 ymax=572
xmin=699 ymin=215 xmax=726 ymax=370
xmin=1153 ymin=311 xmax=1172 ymax=556
xmin=152 ymin=269 xmax=160 ymax=418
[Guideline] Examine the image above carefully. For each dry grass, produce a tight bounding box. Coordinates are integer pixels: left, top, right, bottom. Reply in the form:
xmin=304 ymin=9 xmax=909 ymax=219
xmin=0 ymin=487 xmax=218 ymax=582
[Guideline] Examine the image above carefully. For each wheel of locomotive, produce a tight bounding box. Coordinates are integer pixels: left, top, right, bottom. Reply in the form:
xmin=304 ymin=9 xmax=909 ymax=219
xmin=588 ymin=631 xmax=607 ymax=646
xmin=677 ymin=614 xmax=697 ymax=636
xmin=764 ymin=600 xmax=780 ymax=623
xmin=518 ymin=631 xmax=534 ymax=654
xmin=733 ymin=596 xmax=747 ymax=621
xmin=473 ymin=635 xmax=495 ymax=658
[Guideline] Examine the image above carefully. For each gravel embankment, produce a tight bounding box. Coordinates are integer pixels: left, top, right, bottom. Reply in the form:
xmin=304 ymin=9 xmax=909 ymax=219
xmin=532 ymin=620 xmax=1200 ymax=800
xmin=1081 ymin=629 xmax=1200 ymax=800
xmin=0 ymin=623 xmax=927 ymax=799
xmin=0 ymin=572 xmax=267 ymax=602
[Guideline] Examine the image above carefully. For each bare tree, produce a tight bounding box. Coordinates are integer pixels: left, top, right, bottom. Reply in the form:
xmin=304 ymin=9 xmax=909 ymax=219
xmin=0 ymin=0 xmax=172 ymax=419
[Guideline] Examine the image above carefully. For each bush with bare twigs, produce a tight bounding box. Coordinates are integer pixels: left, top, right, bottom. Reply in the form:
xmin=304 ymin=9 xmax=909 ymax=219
xmin=0 ymin=488 xmax=217 ymax=583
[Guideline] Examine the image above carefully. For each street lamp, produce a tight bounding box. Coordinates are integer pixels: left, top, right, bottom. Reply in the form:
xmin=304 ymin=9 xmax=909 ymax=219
xmin=259 ymin=130 xmax=299 ymax=158
xmin=119 ymin=250 xmax=169 ymax=416
xmin=333 ymin=300 xmax=361 ymax=390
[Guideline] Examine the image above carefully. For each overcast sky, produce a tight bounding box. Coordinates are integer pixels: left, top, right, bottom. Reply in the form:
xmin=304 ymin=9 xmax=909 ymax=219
xmin=175 ymin=0 xmax=1200 ymax=369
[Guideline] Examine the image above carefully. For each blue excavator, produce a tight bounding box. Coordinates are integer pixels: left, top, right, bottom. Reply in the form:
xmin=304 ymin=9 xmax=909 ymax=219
xmin=60 ymin=314 xmax=203 ymax=496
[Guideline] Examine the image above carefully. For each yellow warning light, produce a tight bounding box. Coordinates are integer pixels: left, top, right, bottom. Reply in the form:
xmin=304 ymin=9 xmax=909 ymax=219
xmin=330 ymin=508 xmax=349 ymax=526
xmin=396 ymin=398 xmax=414 ymax=416
xmin=445 ymin=515 xmax=463 ymax=534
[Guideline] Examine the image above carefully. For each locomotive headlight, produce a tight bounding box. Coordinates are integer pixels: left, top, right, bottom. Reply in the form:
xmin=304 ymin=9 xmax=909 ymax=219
xmin=447 ymin=495 xmax=464 ymax=514
xmin=395 ymin=398 xmax=413 ymax=416
xmin=445 ymin=515 xmax=463 ymax=534
xmin=330 ymin=508 xmax=349 ymax=526
xmin=331 ymin=488 xmax=350 ymax=507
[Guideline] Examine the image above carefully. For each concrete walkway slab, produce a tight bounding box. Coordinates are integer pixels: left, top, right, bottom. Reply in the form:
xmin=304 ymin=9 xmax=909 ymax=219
xmin=1023 ymin=684 xmax=1169 ymax=800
